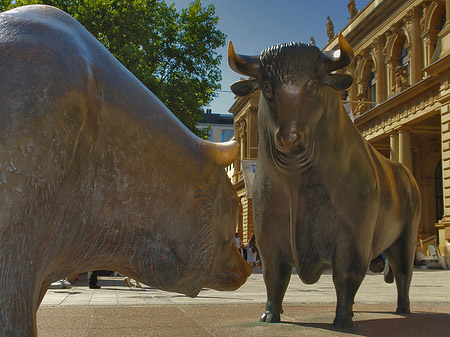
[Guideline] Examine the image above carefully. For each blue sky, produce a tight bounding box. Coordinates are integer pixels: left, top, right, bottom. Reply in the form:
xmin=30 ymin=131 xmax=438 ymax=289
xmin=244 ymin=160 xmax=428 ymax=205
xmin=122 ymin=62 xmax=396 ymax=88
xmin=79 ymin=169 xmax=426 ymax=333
xmin=170 ymin=0 xmax=372 ymax=114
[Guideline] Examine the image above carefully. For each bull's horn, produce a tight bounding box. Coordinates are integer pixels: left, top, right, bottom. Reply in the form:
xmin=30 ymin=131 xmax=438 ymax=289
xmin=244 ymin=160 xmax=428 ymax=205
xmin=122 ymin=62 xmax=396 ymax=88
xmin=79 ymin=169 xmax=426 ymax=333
xmin=323 ymin=34 xmax=354 ymax=72
xmin=228 ymin=41 xmax=260 ymax=78
xmin=202 ymin=139 xmax=239 ymax=166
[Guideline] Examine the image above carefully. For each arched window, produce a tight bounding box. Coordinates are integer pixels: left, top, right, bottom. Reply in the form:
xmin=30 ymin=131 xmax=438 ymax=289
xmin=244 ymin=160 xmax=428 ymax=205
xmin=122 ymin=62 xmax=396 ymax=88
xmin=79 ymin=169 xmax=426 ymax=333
xmin=369 ymin=70 xmax=376 ymax=107
xmin=400 ymin=41 xmax=410 ymax=84
xmin=355 ymin=58 xmax=375 ymax=115
xmin=428 ymin=4 xmax=446 ymax=65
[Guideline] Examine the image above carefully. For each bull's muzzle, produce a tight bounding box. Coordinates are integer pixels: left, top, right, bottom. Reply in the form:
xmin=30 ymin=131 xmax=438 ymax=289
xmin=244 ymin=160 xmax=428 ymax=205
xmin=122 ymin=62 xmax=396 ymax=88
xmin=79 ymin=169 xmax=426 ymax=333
xmin=206 ymin=244 xmax=252 ymax=291
xmin=276 ymin=129 xmax=304 ymax=153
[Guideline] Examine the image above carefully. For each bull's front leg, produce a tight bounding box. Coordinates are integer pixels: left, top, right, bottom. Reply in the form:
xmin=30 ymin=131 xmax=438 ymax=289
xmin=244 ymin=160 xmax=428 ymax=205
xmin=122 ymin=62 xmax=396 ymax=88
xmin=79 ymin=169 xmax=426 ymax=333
xmin=260 ymin=256 xmax=292 ymax=323
xmin=253 ymin=174 xmax=292 ymax=323
xmin=332 ymin=244 xmax=368 ymax=327
xmin=0 ymin=285 xmax=39 ymax=337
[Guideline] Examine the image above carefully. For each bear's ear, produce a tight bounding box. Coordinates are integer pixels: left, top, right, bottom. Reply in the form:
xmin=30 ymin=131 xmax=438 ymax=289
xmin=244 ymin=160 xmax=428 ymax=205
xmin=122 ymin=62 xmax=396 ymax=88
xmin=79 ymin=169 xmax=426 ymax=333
xmin=230 ymin=79 xmax=260 ymax=97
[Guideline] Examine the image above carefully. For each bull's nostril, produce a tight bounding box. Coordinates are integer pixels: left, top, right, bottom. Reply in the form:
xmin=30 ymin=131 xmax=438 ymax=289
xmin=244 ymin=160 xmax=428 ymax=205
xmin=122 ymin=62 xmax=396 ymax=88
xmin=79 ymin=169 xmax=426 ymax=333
xmin=293 ymin=132 xmax=304 ymax=145
xmin=276 ymin=131 xmax=284 ymax=147
xmin=276 ymin=130 xmax=303 ymax=149
xmin=289 ymin=132 xmax=299 ymax=144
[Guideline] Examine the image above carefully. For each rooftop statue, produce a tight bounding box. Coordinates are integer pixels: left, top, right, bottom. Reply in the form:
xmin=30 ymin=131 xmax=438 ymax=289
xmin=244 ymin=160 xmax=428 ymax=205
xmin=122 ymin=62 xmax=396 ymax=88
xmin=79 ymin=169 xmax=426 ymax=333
xmin=228 ymin=35 xmax=421 ymax=328
xmin=348 ymin=0 xmax=358 ymax=20
xmin=327 ymin=16 xmax=335 ymax=41
xmin=0 ymin=5 xmax=251 ymax=336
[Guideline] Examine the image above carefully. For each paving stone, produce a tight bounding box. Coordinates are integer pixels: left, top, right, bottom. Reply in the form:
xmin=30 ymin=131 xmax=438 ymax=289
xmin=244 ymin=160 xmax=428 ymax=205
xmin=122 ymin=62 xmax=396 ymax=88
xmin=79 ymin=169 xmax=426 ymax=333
xmin=36 ymin=269 xmax=450 ymax=336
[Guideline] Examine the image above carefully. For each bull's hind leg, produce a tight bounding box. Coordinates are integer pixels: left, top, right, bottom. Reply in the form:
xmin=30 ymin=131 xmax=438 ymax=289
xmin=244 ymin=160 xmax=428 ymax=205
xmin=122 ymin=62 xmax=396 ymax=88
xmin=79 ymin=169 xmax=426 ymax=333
xmin=260 ymin=257 xmax=292 ymax=323
xmin=384 ymin=229 xmax=417 ymax=314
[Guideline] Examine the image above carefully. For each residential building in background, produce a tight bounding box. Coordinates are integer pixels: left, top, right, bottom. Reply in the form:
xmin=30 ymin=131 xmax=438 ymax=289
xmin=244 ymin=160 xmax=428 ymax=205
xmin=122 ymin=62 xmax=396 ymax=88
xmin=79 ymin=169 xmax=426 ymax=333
xmin=198 ymin=108 xmax=234 ymax=142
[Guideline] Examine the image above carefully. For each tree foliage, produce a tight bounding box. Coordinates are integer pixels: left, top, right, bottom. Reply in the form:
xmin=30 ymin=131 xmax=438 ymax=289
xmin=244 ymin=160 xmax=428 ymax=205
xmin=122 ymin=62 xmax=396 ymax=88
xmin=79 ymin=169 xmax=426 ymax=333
xmin=0 ymin=0 xmax=11 ymax=12
xmin=7 ymin=0 xmax=226 ymax=137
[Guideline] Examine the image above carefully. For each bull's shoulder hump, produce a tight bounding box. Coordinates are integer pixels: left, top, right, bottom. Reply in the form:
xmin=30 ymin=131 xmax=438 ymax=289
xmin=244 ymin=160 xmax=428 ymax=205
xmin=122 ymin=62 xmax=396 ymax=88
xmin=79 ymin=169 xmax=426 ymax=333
xmin=0 ymin=5 xmax=102 ymax=62
xmin=1 ymin=5 xmax=82 ymax=31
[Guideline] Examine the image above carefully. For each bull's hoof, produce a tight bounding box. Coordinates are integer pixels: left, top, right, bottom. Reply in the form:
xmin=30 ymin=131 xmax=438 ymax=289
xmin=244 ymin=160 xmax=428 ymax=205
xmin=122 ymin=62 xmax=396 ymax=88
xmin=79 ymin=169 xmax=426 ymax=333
xmin=333 ymin=315 xmax=353 ymax=328
xmin=396 ymin=305 xmax=411 ymax=314
xmin=260 ymin=311 xmax=280 ymax=323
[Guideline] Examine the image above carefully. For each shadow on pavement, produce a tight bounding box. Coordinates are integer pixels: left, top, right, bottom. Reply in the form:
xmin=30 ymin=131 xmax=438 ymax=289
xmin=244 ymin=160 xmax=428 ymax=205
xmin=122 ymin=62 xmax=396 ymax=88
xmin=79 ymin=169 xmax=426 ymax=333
xmin=282 ymin=311 xmax=450 ymax=337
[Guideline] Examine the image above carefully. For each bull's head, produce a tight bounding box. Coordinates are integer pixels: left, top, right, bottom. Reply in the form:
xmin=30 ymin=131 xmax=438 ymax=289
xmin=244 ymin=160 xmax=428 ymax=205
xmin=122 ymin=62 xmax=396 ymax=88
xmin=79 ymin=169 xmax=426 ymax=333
xmin=228 ymin=35 xmax=354 ymax=170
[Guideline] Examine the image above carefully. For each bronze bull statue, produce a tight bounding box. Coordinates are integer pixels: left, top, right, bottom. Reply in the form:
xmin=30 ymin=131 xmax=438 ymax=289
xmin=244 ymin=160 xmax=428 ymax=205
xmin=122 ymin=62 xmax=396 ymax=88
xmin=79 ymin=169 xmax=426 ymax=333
xmin=228 ymin=35 xmax=421 ymax=327
xmin=0 ymin=5 xmax=251 ymax=336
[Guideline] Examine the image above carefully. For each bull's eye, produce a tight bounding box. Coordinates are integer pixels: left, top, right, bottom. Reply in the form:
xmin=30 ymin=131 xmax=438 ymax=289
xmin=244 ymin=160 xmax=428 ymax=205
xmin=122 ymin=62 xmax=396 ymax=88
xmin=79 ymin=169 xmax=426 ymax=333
xmin=307 ymin=79 xmax=318 ymax=92
xmin=263 ymin=82 xmax=273 ymax=99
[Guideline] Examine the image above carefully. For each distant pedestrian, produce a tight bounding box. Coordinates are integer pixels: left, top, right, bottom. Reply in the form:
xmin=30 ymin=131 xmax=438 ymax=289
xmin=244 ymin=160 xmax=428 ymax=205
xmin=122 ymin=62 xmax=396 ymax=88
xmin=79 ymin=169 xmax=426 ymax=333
xmin=89 ymin=271 xmax=101 ymax=289
xmin=233 ymin=232 xmax=244 ymax=256
xmin=247 ymin=234 xmax=258 ymax=268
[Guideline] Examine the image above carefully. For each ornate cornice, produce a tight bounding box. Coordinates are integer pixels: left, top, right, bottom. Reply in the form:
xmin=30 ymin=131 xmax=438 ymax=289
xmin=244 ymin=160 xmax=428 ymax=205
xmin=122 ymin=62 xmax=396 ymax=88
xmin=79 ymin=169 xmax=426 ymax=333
xmin=355 ymin=77 xmax=441 ymax=140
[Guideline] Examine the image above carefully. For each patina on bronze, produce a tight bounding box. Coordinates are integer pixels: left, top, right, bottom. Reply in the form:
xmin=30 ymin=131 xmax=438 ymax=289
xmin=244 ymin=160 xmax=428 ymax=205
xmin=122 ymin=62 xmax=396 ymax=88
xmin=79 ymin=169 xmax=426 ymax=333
xmin=228 ymin=35 xmax=421 ymax=327
xmin=0 ymin=5 xmax=251 ymax=336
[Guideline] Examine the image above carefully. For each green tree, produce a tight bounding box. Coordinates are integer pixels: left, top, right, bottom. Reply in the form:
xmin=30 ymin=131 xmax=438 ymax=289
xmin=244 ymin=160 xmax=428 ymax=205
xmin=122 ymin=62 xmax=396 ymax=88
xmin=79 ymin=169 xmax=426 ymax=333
xmin=10 ymin=0 xmax=226 ymax=138
xmin=0 ymin=0 xmax=12 ymax=11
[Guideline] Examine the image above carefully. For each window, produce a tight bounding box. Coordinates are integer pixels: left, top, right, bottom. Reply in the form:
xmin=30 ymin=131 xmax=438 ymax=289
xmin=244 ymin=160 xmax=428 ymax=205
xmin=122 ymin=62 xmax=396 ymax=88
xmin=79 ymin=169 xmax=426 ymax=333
xmin=400 ymin=41 xmax=410 ymax=84
xmin=429 ymin=7 xmax=446 ymax=64
xmin=369 ymin=70 xmax=376 ymax=108
xmin=221 ymin=129 xmax=234 ymax=142
xmin=440 ymin=11 xmax=446 ymax=30
xmin=206 ymin=129 xmax=213 ymax=141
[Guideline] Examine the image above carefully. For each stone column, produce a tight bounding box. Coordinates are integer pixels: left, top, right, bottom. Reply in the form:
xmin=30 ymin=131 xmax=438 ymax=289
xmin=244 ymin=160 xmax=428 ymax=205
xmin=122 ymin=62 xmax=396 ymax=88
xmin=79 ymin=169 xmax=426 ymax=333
xmin=390 ymin=132 xmax=399 ymax=161
xmin=375 ymin=35 xmax=387 ymax=102
xmin=239 ymin=120 xmax=246 ymax=159
xmin=422 ymin=35 xmax=437 ymax=68
xmin=236 ymin=119 xmax=246 ymax=172
xmin=410 ymin=7 xmax=423 ymax=84
xmin=437 ymin=102 xmax=450 ymax=257
xmin=398 ymin=129 xmax=413 ymax=171
xmin=237 ymin=198 xmax=244 ymax=238
xmin=246 ymin=111 xmax=251 ymax=160
xmin=421 ymin=176 xmax=435 ymax=234
xmin=349 ymin=58 xmax=358 ymax=114
xmin=240 ymin=196 xmax=253 ymax=243
xmin=249 ymin=107 xmax=259 ymax=158
xmin=386 ymin=56 xmax=401 ymax=96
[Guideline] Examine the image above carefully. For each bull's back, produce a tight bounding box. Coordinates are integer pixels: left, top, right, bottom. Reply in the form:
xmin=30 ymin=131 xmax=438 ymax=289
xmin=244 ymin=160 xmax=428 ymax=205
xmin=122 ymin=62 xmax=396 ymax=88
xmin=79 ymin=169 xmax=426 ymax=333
xmin=0 ymin=6 xmax=199 ymax=230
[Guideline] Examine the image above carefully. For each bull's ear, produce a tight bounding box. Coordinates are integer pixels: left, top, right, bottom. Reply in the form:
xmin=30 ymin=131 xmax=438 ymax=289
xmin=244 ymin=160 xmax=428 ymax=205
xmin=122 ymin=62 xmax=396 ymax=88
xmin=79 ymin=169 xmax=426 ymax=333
xmin=230 ymin=79 xmax=260 ymax=97
xmin=325 ymin=73 xmax=353 ymax=90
